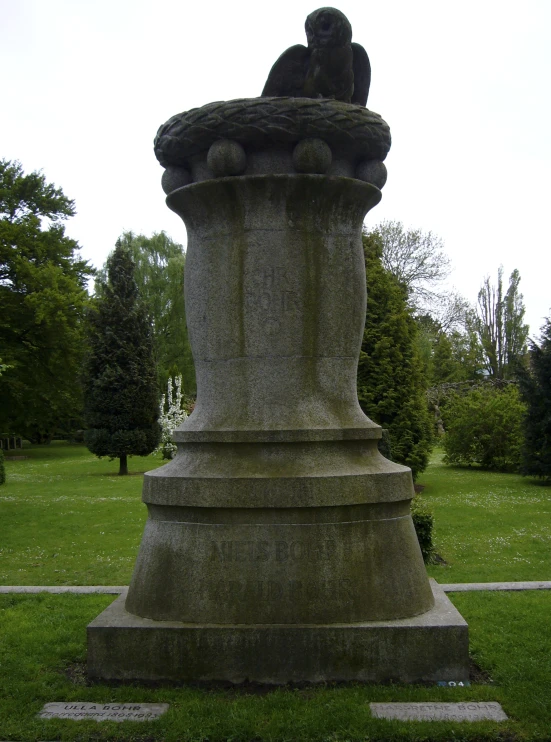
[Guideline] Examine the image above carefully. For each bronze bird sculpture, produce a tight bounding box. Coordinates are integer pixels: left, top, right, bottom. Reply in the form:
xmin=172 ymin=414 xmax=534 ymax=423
xmin=261 ymin=7 xmax=370 ymax=106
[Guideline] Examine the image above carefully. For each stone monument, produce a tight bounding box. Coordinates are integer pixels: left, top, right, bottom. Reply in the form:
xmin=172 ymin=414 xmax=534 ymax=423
xmin=88 ymin=7 xmax=469 ymax=683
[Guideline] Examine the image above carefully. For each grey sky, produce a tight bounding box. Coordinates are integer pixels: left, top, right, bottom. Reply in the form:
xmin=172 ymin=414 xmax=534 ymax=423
xmin=2 ymin=0 xmax=550 ymax=333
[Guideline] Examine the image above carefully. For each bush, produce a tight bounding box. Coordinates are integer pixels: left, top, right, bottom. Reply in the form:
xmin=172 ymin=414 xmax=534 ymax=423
xmin=442 ymin=383 xmax=526 ymax=471
xmin=411 ymin=498 xmax=434 ymax=563
xmin=0 ymin=449 xmax=5 ymax=485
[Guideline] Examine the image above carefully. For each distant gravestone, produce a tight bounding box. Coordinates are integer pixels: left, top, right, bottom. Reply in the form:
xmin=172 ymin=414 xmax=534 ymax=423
xmin=370 ymin=702 xmax=508 ymax=722
xmin=38 ymin=702 xmax=169 ymax=722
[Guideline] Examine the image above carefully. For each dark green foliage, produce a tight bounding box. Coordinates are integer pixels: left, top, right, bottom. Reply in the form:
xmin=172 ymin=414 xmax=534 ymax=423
xmin=442 ymin=383 xmax=526 ymax=471
xmin=411 ymin=498 xmax=434 ymax=563
xmin=418 ymin=313 xmax=485 ymax=388
xmin=424 ymin=317 xmax=486 ymax=436
xmin=97 ymin=231 xmax=195 ymax=394
xmin=83 ymin=242 xmax=160 ymax=474
xmin=0 ymin=449 xmax=5 ymax=485
xmin=431 ymin=329 xmax=483 ymax=385
xmin=519 ymin=318 xmax=551 ymax=481
xmin=377 ymin=428 xmax=392 ymax=459
xmin=357 ymin=232 xmax=433 ymax=479
xmin=0 ymin=160 xmax=93 ymax=442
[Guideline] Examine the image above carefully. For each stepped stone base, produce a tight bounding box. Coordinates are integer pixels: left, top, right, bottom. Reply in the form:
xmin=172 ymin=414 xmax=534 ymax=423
xmin=87 ymin=580 xmax=468 ymax=684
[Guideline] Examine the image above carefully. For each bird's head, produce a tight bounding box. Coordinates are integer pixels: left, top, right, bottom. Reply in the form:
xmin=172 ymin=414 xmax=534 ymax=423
xmin=305 ymin=7 xmax=353 ymax=48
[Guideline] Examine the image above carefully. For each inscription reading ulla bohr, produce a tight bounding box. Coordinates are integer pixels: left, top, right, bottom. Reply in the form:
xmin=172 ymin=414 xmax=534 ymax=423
xmin=38 ymin=702 xmax=169 ymax=722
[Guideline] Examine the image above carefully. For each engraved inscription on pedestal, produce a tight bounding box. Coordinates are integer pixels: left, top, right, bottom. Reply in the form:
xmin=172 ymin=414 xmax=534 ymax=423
xmin=246 ymin=265 xmax=301 ymax=334
xmin=370 ymin=702 xmax=508 ymax=722
xmin=38 ymin=702 xmax=169 ymax=722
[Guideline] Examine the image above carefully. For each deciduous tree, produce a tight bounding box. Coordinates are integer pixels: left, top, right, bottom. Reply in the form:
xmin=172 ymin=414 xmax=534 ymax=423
xmin=442 ymin=383 xmax=526 ymax=471
xmin=0 ymin=159 xmax=93 ymax=442
xmin=475 ymin=266 xmax=529 ymax=379
xmin=370 ymin=219 xmax=451 ymax=313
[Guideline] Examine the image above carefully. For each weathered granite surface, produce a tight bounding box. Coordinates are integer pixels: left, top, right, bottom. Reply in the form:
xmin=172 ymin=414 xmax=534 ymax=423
xmin=123 ymin=171 xmax=434 ymax=631
xmin=154 ymin=98 xmax=390 ymax=188
xmin=370 ymin=701 xmax=507 ymax=722
xmin=88 ymin=17 xmax=469 ymax=681
xmin=89 ymin=581 xmax=468 ymax=683
xmin=38 ymin=702 xmax=169 ymax=722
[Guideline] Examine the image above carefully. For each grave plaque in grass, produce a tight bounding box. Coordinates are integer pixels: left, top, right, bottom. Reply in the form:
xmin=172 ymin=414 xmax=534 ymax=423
xmin=370 ymin=701 xmax=508 ymax=722
xmin=38 ymin=702 xmax=169 ymax=722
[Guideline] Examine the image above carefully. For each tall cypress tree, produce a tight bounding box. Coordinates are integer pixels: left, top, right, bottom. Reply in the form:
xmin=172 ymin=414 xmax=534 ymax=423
xmin=357 ymin=232 xmax=433 ymax=479
xmin=519 ymin=318 xmax=551 ymax=481
xmin=83 ymin=241 xmax=160 ymax=475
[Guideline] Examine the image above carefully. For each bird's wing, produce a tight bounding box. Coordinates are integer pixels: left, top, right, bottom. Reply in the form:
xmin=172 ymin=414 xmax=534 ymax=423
xmin=351 ymin=42 xmax=371 ymax=106
xmin=261 ymin=45 xmax=310 ymax=98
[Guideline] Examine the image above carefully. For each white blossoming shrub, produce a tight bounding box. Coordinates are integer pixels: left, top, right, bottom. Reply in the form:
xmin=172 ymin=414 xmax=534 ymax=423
xmin=156 ymin=375 xmax=188 ymax=460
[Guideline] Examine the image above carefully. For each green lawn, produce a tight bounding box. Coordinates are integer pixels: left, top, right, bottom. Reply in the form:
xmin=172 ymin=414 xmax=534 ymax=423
xmin=0 ymin=443 xmax=158 ymax=585
xmin=1 ymin=443 xmax=551 ymax=740
xmin=1 ymin=590 xmax=551 ymax=740
xmin=423 ymin=450 xmax=551 ymax=583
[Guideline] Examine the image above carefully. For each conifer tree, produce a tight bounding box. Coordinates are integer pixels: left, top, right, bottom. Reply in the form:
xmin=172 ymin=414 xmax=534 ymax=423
xmin=83 ymin=242 xmax=160 ymax=475
xmin=519 ymin=318 xmax=551 ymax=481
xmin=357 ymin=232 xmax=433 ymax=478
xmin=96 ymin=231 xmax=195 ymax=394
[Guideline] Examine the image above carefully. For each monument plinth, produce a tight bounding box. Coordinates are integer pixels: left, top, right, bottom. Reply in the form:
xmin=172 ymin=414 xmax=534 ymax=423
xmin=88 ymin=10 xmax=469 ymax=683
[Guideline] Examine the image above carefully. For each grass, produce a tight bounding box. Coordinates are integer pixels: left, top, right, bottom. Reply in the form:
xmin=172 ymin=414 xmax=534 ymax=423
xmin=2 ymin=444 xmax=551 ymax=586
xmin=1 ymin=443 xmax=551 ymax=740
xmin=0 ymin=443 xmax=158 ymax=585
xmin=423 ymin=450 xmax=551 ymax=583
xmin=1 ymin=590 xmax=551 ymax=740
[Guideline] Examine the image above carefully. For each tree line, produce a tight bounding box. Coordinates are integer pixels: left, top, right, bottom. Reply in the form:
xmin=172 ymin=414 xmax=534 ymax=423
xmin=0 ymin=160 xmax=193 ymax=472
xmin=1 ymin=160 xmax=549 ymax=480
xmin=362 ymin=220 xmax=549 ymax=481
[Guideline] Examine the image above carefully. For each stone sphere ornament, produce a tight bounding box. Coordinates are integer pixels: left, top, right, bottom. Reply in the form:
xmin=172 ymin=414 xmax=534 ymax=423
xmin=355 ymin=159 xmax=388 ymax=189
xmin=207 ymin=139 xmax=247 ymax=177
xmin=292 ymin=138 xmax=332 ymax=173
xmin=161 ymin=166 xmax=192 ymax=195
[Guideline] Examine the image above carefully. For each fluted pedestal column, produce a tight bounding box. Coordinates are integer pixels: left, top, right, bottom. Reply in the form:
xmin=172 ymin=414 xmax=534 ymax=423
xmin=87 ymin=99 xmax=468 ymax=683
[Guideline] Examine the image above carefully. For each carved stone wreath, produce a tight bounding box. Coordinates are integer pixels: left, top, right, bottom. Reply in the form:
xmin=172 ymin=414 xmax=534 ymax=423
xmin=154 ymin=97 xmax=391 ymax=168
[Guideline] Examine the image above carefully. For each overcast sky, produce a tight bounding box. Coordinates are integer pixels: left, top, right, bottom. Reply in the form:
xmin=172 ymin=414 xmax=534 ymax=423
xmin=2 ymin=0 xmax=550 ymax=334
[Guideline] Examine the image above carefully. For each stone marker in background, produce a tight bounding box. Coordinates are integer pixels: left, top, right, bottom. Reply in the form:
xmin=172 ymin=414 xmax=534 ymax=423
xmin=87 ymin=8 xmax=469 ymax=684
xmin=38 ymin=703 xmax=169 ymax=722
xmin=370 ymin=702 xmax=508 ymax=722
